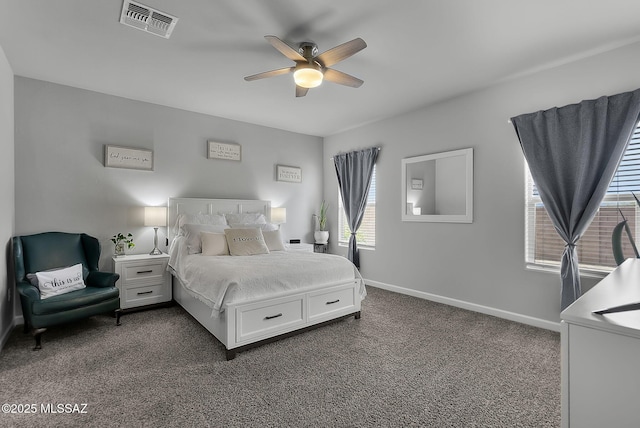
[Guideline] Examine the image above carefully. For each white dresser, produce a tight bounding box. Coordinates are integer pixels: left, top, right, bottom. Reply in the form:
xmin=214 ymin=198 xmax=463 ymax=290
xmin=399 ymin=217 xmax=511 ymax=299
xmin=561 ymin=258 xmax=640 ymax=428
xmin=112 ymin=253 xmax=171 ymax=310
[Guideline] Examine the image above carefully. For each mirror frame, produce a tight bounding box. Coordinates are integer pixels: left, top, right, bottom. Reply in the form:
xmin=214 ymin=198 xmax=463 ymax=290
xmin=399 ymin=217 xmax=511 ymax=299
xmin=401 ymin=148 xmax=473 ymax=223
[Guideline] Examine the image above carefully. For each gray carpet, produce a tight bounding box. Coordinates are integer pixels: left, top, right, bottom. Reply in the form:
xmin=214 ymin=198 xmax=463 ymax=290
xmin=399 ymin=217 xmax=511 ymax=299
xmin=0 ymin=286 xmax=560 ymax=427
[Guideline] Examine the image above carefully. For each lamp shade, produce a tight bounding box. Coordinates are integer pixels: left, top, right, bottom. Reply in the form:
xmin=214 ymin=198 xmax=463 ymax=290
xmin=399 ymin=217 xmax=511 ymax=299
xmin=144 ymin=206 xmax=167 ymax=227
xmin=271 ymin=207 xmax=287 ymax=224
xmin=293 ymin=63 xmax=323 ymax=88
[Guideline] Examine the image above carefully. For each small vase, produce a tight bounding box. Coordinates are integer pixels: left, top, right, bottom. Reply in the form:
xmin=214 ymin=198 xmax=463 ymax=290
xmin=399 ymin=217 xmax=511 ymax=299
xmin=114 ymin=242 xmax=125 ymax=257
xmin=314 ymin=230 xmax=329 ymax=244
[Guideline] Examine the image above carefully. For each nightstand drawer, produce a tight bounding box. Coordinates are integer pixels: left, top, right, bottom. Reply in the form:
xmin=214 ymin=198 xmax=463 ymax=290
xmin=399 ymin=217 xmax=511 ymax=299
xmin=122 ymin=283 xmax=167 ymax=309
xmin=308 ymin=285 xmax=356 ymax=321
xmin=112 ymin=254 xmax=171 ymax=310
xmin=236 ymin=296 xmax=305 ymax=343
xmin=121 ymin=261 xmax=166 ymax=285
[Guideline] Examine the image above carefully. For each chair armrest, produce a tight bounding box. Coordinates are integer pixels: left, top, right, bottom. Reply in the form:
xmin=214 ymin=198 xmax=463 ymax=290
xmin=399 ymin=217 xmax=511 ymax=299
xmin=86 ymin=271 xmax=120 ymax=288
xmin=17 ymin=281 xmax=41 ymax=301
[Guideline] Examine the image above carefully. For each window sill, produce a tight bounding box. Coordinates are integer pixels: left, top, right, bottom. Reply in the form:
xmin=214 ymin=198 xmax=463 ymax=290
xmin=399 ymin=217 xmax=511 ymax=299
xmin=338 ymin=243 xmax=375 ymax=251
xmin=525 ymin=263 xmax=611 ymax=280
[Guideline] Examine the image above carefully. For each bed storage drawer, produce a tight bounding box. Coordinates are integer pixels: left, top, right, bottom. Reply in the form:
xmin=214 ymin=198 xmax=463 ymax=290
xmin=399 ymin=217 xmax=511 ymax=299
xmin=308 ymin=284 xmax=357 ymax=322
xmin=236 ymin=296 xmax=305 ymax=343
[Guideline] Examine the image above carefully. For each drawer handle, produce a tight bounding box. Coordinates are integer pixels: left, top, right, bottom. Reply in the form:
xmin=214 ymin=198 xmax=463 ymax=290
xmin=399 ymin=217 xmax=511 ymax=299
xmin=264 ymin=313 xmax=283 ymax=320
xmin=136 ymin=270 xmax=153 ymax=274
xmin=326 ymin=299 xmax=340 ymax=305
xmin=137 ymin=290 xmax=153 ymax=295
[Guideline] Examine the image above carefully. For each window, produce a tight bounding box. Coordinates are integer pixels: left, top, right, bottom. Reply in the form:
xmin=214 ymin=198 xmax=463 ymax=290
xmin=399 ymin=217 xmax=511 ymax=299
xmin=338 ymin=166 xmax=376 ymax=248
xmin=525 ymin=122 xmax=640 ymax=274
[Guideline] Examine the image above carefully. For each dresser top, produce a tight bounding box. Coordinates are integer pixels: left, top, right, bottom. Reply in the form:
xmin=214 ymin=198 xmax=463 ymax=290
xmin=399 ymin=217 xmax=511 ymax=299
xmin=112 ymin=253 xmax=169 ymax=262
xmin=562 ymin=258 xmax=640 ymax=337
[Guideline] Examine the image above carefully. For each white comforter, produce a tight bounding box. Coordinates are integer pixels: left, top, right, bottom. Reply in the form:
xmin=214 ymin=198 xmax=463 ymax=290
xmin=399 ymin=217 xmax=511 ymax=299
xmin=168 ymin=236 xmax=365 ymax=316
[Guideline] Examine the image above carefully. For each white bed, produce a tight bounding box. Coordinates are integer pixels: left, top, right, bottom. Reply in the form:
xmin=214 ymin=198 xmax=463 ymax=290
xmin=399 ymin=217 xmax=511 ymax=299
xmin=167 ymin=197 xmax=365 ymax=360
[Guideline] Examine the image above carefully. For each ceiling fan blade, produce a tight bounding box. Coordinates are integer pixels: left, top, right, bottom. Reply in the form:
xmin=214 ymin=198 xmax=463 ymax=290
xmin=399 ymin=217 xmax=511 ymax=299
xmin=296 ymin=85 xmax=309 ymax=97
xmin=323 ymin=68 xmax=364 ymax=88
xmin=244 ymin=67 xmax=294 ymax=81
xmin=264 ymin=35 xmax=306 ymax=62
xmin=316 ymin=38 xmax=367 ymax=67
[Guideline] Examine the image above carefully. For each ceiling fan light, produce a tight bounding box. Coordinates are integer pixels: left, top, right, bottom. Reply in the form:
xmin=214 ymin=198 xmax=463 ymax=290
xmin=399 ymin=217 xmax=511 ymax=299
xmin=294 ymin=66 xmax=323 ymax=89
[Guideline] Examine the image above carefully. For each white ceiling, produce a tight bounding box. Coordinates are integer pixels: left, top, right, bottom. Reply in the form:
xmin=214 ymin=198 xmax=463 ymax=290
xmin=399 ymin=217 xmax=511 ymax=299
xmin=2 ymin=0 xmax=640 ymax=137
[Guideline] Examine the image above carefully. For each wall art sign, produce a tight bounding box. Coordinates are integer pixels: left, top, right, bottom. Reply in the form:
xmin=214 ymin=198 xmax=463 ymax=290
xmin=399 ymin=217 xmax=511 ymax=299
xmin=208 ymin=141 xmax=241 ymax=161
xmin=104 ymin=145 xmax=153 ymax=171
xmin=276 ymin=165 xmax=302 ymax=183
xmin=411 ymin=179 xmax=424 ymax=190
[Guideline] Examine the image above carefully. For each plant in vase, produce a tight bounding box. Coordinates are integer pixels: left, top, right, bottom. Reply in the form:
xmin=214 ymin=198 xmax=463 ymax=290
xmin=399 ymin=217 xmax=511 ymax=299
xmin=314 ymin=200 xmax=329 ymax=244
xmin=111 ymin=233 xmax=135 ymax=257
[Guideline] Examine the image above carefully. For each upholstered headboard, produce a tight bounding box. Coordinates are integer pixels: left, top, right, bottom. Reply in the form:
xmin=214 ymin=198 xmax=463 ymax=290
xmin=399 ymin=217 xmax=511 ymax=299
xmin=167 ymin=197 xmax=271 ymax=243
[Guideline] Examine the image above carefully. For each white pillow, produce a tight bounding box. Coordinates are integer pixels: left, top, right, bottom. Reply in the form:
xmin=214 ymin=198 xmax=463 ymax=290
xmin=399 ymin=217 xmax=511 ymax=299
xmin=263 ymin=229 xmax=285 ymax=251
xmin=229 ymin=222 xmax=278 ymax=231
xmin=174 ymin=213 xmax=227 ymax=236
xmin=201 ymin=232 xmax=229 ymax=256
xmin=178 ymin=213 xmax=227 ymax=228
xmin=224 ymin=228 xmax=270 ymax=256
xmin=35 ymin=263 xmax=86 ymax=299
xmin=183 ymin=223 xmax=229 ymax=254
xmin=224 ymin=212 xmax=266 ymax=225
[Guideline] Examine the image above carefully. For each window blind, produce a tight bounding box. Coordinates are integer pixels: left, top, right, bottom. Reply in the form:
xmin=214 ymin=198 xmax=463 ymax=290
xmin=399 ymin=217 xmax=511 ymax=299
xmin=338 ymin=166 xmax=376 ymax=248
xmin=525 ymin=122 xmax=640 ymax=273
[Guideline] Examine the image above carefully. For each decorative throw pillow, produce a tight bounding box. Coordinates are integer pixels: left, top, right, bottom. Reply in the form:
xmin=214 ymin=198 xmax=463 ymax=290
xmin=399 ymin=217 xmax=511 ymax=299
xmin=183 ymin=223 xmax=229 ymax=254
xmin=224 ymin=228 xmax=270 ymax=256
xmin=26 ymin=265 xmax=74 ymax=286
xmin=201 ymin=232 xmax=230 ymax=256
xmin=34 ymin=263 xmax=86 ymax=299
xmin=224 ymin=212 xmax=267 ymax=225
xmin=263 ymin=229 xmax=285 ymax=251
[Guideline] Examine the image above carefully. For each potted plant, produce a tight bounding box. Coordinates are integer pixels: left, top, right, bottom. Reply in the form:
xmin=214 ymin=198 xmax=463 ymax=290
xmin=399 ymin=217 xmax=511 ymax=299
xmin=111 ymin=233 xmax=135 ymax=257
xmin=314 ymin=200 xmax=329 ymax=244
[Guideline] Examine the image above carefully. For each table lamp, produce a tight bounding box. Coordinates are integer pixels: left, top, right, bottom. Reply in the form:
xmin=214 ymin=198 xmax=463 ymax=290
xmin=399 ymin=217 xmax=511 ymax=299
xmin=271 ymin=207 xmax=286 ymax=228
xmin=144 ymin=206 xmax=167 ymax=255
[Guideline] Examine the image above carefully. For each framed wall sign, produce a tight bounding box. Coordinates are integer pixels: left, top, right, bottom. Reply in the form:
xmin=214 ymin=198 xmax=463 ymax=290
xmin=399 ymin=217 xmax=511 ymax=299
xmin=104 ymin=145 xmax=153 ymax=171
xmin=411 ymin=179 xmax=424 ymax=190
xmin=276 ymin=165 xmax=302 ymax=183
xmin=208 ymin=141 xmax=241 ymax=161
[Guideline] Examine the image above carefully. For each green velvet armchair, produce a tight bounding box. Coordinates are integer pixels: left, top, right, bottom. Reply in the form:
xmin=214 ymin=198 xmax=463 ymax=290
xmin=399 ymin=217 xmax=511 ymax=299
xmin=13 ymin=232 xmax=122 ymax=349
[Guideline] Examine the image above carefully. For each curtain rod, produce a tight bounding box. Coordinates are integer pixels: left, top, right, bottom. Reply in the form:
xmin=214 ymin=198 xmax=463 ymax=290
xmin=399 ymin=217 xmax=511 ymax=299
xmin=330 ymin=146 xmax=381 ymax=160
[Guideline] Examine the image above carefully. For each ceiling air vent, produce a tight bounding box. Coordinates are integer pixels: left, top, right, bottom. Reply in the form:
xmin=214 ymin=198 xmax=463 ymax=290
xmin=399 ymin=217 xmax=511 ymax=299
xmin=120 ymin=1 xmax=178 ymax=39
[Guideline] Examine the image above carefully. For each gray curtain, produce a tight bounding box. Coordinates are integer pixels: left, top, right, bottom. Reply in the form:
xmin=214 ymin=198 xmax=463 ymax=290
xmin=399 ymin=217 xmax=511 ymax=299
xmin=334 ymin=147 xmax=379 ymax=268
xmin=511 ymin=89 xmax=640 ymax=310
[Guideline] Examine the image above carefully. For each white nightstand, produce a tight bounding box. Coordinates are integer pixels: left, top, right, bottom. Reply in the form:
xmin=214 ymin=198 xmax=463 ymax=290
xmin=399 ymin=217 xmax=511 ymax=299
xmin=112 ymin=253 xmax=171 ymax=310
xmin=286 ymin=243 xmax=314 ymax=252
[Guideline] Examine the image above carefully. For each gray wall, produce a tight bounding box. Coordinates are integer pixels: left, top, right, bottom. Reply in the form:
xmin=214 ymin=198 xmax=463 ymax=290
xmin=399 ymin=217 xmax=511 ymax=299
xmin=324 ymin=41 xmax=640 ymax=326
xmin=0 ymin=45 xmax=15 ymax=348
xmin=13 ymin=77 xmax=323 ymax=279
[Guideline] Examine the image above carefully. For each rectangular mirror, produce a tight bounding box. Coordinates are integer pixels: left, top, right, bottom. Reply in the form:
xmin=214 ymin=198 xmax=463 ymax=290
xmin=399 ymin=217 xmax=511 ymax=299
xmin=401 ymin=148 xmax=473 ymax=223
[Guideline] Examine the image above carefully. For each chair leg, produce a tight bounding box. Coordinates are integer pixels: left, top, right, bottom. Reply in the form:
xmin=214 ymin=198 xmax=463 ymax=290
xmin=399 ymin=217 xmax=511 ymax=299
xmin=32 ymin=328 xmax=46 ymax=351
xmin=115 ymin=309 xmax=122 ymax=326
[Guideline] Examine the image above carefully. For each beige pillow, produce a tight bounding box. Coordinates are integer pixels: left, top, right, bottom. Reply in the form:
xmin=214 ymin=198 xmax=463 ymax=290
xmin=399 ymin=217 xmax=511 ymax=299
xmin=200 ymin=232 xmax=229 ymax=256
xmin=263 ymin=229 xmax=285 ymax=251
xmin=224 ymin=228 xmax=270 ymax=256
xmin=183 ymin=223 xmax=229 ymax=254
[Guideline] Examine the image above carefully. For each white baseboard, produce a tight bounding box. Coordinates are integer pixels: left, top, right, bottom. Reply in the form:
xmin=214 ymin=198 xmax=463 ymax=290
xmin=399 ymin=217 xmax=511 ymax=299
xmin=0 ymin=315 xmax=22 ymax=352
xmin=365 ymin=279 xmax=561 ymax=332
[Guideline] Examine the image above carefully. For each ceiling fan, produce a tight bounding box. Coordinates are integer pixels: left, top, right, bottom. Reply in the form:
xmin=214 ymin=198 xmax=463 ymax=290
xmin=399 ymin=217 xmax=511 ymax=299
xmin=244 ymin=35 xmax=367 ymax=97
